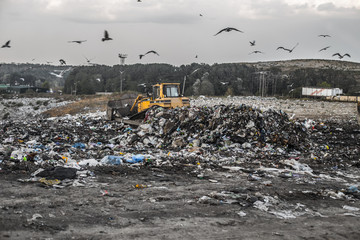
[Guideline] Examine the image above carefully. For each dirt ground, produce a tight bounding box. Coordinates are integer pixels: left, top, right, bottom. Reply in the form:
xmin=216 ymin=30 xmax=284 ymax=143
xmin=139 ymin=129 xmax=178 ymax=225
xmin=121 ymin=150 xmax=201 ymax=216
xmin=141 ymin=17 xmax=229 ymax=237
xmin=1 ymin=98 xmax=360 ymax=240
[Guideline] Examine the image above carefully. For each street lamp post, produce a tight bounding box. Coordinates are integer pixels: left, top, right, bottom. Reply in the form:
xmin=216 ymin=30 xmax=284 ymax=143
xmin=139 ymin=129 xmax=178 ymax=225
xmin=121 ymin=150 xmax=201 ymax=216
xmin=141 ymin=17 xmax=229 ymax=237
xmin=118 ymin=53 xmax=127 ymax=94
xmin=183 ymin=68 xmax=200 ymax=95
xmin=119 ymin=71 xmax=124 ymax=93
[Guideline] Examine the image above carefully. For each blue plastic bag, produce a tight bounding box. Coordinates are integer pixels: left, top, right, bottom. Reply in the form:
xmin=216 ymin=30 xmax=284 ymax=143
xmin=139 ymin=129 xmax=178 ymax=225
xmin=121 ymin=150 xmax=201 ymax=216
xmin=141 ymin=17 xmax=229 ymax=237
xmin=126 ymin=154 xmax=145 ymax=163
xmin=101 ymin=155 xmax=123 ymax=165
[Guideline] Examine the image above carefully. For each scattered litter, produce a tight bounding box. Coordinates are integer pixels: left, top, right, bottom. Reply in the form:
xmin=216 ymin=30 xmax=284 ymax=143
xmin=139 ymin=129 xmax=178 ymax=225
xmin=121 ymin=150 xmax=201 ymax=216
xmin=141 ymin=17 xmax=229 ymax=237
xmin=39 ymin=178 xmax=61 ymax=186
xmin=237 ymin=211 xmax=247 ymax=217
xmin=343 ymin=205 xmax=360 ymax=212
xmin=27 ymin=213 xmax=43 ymax=223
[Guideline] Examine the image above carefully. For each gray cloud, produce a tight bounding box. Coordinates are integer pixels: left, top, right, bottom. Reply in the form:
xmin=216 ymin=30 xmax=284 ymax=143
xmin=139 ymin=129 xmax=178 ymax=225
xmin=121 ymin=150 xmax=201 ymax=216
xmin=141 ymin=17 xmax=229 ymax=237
xmin=0 ymin=0 xmax=359 ymax=66
xmin=316 ymin=1 xmax=360 ymax=17
xmin=317 ymin=2 xmax=337 ymax=11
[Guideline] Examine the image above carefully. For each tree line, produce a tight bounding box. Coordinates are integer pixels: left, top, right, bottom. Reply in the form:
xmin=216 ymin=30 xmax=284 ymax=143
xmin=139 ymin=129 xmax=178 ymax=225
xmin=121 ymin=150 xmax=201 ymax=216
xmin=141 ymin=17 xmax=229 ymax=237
xmin=63 ymin=63 xmax=360 ymax=97
xmin=1 ymin=62 xmax=359 ymax=96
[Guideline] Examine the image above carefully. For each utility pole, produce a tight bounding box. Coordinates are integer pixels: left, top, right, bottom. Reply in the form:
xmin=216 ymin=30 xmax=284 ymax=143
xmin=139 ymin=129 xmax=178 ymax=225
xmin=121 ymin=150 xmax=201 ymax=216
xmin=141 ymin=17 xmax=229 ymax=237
xmin=74 ymin=82 xmax=77 ymax=96
xmin=254 ymin=71 xmax=268 ymax=97
xmin=119 ymin=71 xmax=124 ymax=93
xmin=183 ymin=68 xmax=200 ymax=95
xmin=118 ymin=53 xmax=127 ymax=93
xmin=182 ymin=76 xmax=187 ymax=95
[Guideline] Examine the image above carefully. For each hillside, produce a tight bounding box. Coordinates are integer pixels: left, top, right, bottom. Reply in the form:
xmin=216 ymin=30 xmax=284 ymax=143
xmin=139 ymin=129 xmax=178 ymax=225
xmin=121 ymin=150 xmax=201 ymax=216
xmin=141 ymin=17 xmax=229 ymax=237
xmin=245 ymin=59 xmax=360 ymax=71
xmin=1 ymin=59 xmax=360 ymax=96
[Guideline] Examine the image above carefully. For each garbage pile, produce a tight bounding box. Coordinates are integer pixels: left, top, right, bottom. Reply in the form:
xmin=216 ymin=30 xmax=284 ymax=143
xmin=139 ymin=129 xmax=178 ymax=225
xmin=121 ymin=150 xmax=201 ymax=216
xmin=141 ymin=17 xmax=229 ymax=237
xmin=137 ymin=105 xmax=309 ymax=151
xmin=0 ymin=97 xmax=72 ymax=120
xmin=1 ymin=100 xmax=359 ymax=222
xmin=0 ymin=104 xmax=313 ymax=170
xmin=192 ymin=96 xmax=357 ymax=121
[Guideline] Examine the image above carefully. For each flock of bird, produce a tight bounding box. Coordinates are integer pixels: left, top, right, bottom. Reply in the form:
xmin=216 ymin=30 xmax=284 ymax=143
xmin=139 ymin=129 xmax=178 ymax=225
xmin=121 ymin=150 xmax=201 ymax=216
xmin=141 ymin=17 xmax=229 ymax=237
xmin=0 ymin=11 xmax=353 ymax=68
xmin=211 ymin=27 xmax=351 ymax=59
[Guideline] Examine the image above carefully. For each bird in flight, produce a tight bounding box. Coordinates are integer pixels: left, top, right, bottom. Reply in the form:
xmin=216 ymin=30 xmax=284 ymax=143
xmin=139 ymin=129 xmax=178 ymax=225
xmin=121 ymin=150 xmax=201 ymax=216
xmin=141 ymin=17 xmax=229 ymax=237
xmin=332 ymin=53 xmax=351 ymax=59
xmin=1 ymin=40 xmax=11 ymax=48
xmin=249 ymin=50 xmax=264 ymax=55
xmin=102 ymin=30 xmax=113 ymax=41
xmin=199 ymin=14 xmax=203 ymax=17
xmin=318 ymin=34 xmax=331 ymax=37
xmin=214 ymin=27 xmax=243 ymax=36
xmin=220 ymin=82 xmax=229 ymax=85
xmin=59 ymin=59 xmax=66 ymax=65
xmin=68 ymin=40 xmax=87 ymax=44
xmin=50 ymin=71 xmax=64 ymax=78
xmin=249 ymin=40 xmax=255 ymax=46
xmin=83 ymin=55 xmax=95 ymax=64
xmin=139 ymin=50 xmax=159 ymax=59
xmin=49 ymin=67 xmax=72 ymax=78
xmin=319 ymin=46 xmax=331 ymax=52
xmin=276 ymin=43 xmax=299 ymax=53
xmin=145 ymin=50 xmax=159 ymax=55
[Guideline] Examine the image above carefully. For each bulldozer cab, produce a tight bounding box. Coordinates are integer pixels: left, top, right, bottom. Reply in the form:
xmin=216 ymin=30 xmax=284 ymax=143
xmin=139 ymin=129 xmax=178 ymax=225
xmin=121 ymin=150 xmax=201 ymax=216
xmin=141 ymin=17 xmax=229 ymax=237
xmin=136 ymin=83 xmax=187 ymax=112
xmin=152 ymin=83 xmax=180 ymax=99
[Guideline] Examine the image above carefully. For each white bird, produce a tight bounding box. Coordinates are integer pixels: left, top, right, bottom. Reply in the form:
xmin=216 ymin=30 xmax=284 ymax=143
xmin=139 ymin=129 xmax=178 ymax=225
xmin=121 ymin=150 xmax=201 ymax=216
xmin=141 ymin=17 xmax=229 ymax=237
xmin=220 ymin=81 xmax=229 ymax=85
xmin=49 ymin=67 xmax=72 ymax=78
xmin=50 ymin=72 xmax=64 ymax=78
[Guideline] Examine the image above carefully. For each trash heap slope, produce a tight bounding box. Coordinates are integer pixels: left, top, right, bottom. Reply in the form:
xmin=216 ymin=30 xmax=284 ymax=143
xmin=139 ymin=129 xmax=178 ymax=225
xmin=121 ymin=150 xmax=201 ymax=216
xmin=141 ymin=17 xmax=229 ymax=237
xmin=138 ymin=105 xmax=309 ymax=151
xmin=0 ymin=104 xmax=312 ymax=168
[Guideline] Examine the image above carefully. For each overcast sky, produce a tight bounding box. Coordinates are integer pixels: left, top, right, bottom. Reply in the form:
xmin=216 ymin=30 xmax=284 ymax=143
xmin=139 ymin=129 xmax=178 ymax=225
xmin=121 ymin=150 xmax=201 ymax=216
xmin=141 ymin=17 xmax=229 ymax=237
xmin=0 ymin=0 xmax=359 ymax=66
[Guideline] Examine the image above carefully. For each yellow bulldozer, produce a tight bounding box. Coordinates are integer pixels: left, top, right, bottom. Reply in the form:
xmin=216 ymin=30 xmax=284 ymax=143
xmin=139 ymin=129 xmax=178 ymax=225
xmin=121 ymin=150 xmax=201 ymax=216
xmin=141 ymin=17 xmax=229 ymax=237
xmin=106 ymin=83 xmax=190 ymax=125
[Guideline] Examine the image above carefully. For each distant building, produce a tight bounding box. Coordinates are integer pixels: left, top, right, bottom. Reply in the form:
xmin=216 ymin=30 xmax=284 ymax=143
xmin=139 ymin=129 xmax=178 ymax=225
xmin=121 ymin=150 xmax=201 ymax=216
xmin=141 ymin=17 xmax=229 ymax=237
xmin=0 ymin=84 xmax=9 ymax=93
xmin=302 ymin=87 xmax=343 ymax=97
xmin=0 ymin=85 xmax=48 ymax=94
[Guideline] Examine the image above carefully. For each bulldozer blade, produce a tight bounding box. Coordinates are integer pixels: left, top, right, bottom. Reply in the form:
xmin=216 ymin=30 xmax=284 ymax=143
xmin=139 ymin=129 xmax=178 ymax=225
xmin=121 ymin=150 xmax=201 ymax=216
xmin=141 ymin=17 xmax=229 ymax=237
xmin=106 ymin=93 xmax=138 ymax=120
xmin=122 ymin=119 xmax=142 ymax=127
